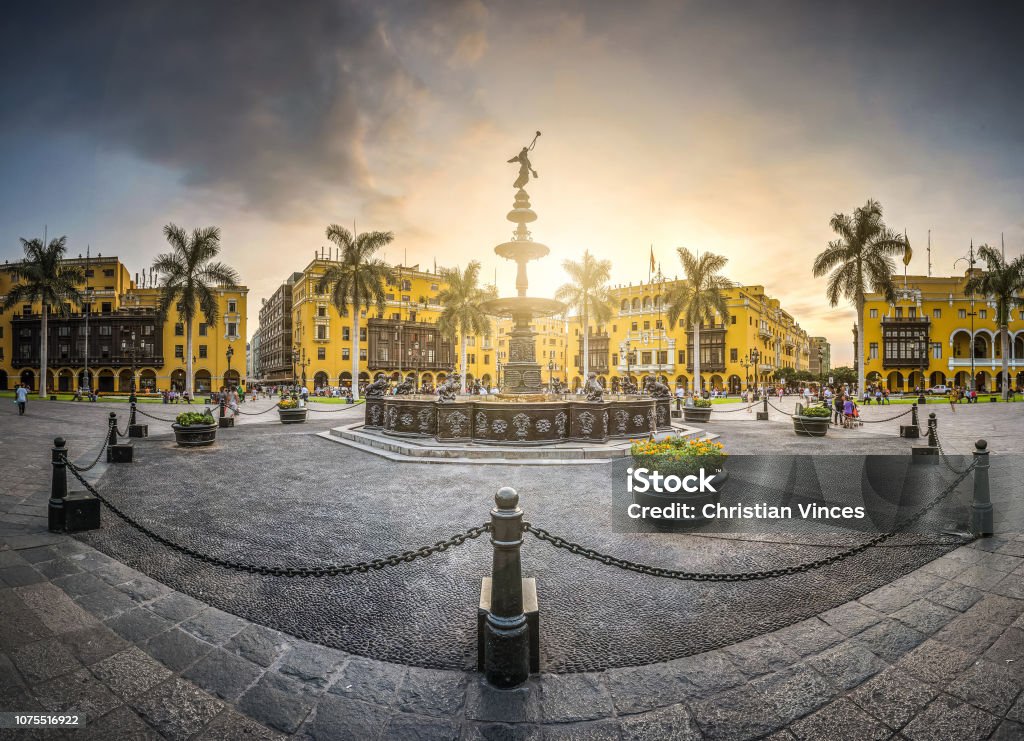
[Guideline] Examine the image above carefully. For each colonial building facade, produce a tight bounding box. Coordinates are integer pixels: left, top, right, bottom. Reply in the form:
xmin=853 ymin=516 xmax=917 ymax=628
xmin=0 ymin=255 xmax=247 ymax=393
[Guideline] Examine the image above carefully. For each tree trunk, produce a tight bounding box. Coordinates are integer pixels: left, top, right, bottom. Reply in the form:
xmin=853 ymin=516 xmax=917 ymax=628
xmin=186 ymin=317 xmax=194 ymax=395
xmin=39 ymin=305 xmax=48 ymax=398
xmin=1001 ymin=324 xmax=1009 ymax=401
xmin=855 ymin=295 xmax=865 ymax=397
xmin=352 ymin=311 xmax=360 ymax=401
xmin=582 ymin=305 xmax=590 ymax=382
xmin=460 ymin=334 xmax=468 ymax=393
xmin=692 ymin=320 xmax=701 ymax=395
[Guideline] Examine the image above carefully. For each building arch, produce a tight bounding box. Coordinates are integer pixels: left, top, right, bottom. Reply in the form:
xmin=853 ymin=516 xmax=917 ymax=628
xmin=642 ymin=296 xmax=652 ymax=311
xmin=675 ymin=374 xmax=688 ymax=390
xmin=194 ymin=369 xmax=212 ymax=393
xmin=435 ymin=372 xmax=446 ymax=384
xmin=313 ymin=371 xmax=329 ymax=388
xmin=907 ymin=370 xmax=926 ymax=390
xmin=631 ymin=298 xmax=640 ymax=311
xmin=339 ymin=371 xmax=352 ymax=384
xmin=139 ymin=369 xmax=157 ymax=392
xmin=886 ymin=371 xmax=904 ymax=390
xmin=77 ymin=369 xmax=93 ymax=390
xmin=620 ymin=299 xmax=629 ymax=313
xmin=419 ymin=372 xmax=433 ymax=385
xmin=973 ymin=331 xmax=994 ymax=359
xmin=728 ymin=374 xmax=742 ymax=394
xmin=223 ymin=369 xmax=240 ymax=388
xmin=358 ymin=372 xmax=370 ymax=382
xmin=117 ymin=368 xmax=134 ymax=392
xmin=96 ymin=368 xmax=115 ymax=393
xmin=597 ymin=375 xmax=607 ymax=388
xmin=1013 ymin=331 xmax=1024 ymax=359
xmin=709 ymin=374 xmax=724 ymax=390
xmin=950 ymin=329 xmax=972 ymax=358
xmin=170 ymin=369 xmax=186 ymax=391
xmin=953 ymin=371 xmax=970 ymax=389
xmin=57 ymin=368 xmax=74 ymax=392
xmin=481 ymin=373 xmax=492 ymax=387
xmin=0 ymin=369 xmax=7 ymax=390
xmin=19 ymin=369 xmax=35 ymax=390
xmin=928 ymin=371 xmax=946 ymax=388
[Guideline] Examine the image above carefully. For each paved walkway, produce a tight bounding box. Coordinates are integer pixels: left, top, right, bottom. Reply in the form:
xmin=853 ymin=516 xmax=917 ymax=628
xmin=1 ymin=398 xmax=1022 ymax=739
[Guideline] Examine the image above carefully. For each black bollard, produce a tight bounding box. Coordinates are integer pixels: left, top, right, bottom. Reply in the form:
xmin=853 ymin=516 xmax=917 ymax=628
xmin=757 ymin=393 xmax=769 ymax=421
xmin=927 ymin=412 xmax=938 ymax=448
xmin=911 ymin=412 xmax=939 ymax=464
xmin=128 ymin=394 xmax=148 ymax=438
xmin=900 ymin=403 xmax=921 ymax=438
xmin=218 ymin=393 xmax=234 ymax=428
xmin=107 ymin=411 xmax=134 ymax=463
xmin=48 ymin=437 xmax=68 ymax=532
xmin=482 ymin=487 xmax=531 ymax=688
xmin=971 ymin=440 xmax=993 ymax=537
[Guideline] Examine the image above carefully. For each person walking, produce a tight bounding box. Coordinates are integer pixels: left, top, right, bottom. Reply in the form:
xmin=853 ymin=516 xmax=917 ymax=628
xmin=228 ymin=386 xmax=240 ymax=418
xmin=948 ymin=387 xmax=957 ymax=413
xmin=15 ymin=383 xmax=28 ymax=415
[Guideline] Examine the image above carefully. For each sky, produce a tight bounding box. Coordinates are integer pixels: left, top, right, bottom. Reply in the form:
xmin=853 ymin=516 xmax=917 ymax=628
xmin=1 ymin=0 xmax=1022 ymax=365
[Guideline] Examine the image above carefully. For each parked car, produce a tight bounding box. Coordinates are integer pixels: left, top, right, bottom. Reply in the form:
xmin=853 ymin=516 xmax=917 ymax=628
xmin=927 ymin=384 xmax=951 ymax=395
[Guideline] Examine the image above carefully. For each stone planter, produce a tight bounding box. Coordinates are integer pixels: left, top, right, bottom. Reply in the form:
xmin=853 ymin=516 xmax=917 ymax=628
xmin=171 ymin=422 xmax=218 ymax=447
xmin=278 ymin=407 xmax=308 ymax=424
xmin=632 ymin=469 xmax=728 ymax=523
xmin=683 ymin=407 xmax=712 ymax=423
xmin=792 ymin=415 xmax=830 ymax=437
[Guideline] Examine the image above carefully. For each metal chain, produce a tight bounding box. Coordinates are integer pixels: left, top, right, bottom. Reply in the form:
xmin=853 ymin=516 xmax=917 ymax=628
xmin=233 ymin=404 xmax=281 ymax=416
xmin=134 ymin=407 xmax=185 ymax=422
xmin=67 ymin=433 xmax=110 ymax=473
xmin=857 ymin=407 xmax=914 ymax=424
xmin=63 ymin=460 xmax=489 ymax=576
xmin=934 ymin=428 xmax=974 ymax=474
xmin=524 ymin=461 xmax=976 ymax=582
xmin=708 ymin=401 xmax=760 ymax=414
xmin=306 ymin=402 xmax=361 ymax=413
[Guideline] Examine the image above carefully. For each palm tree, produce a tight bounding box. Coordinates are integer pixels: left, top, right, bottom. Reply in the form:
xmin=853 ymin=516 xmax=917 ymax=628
xmin=555 ymin=251 xmax=613 ymax=382
xmin=3 ymin=236 xmax=83 ymax=398
xmin=664 ymin=247 xmax=732 ymax=394
xmin=812 ymin=199 xmax=907 ymax=396
xmin=316 ymin=225 xmax=393 ymax=401
xmin=964 ymin=245 xmax=1024 ymax=401
xmin=152 ymin=224 xmax=240 ymax=395
xmin=437 ymin=261 xmax=496 ymax=392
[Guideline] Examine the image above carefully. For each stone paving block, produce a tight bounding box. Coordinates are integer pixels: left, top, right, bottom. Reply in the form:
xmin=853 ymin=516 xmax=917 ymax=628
xmin=465 ymin=677 xmax=541 ymax=723
xmin=819 ymin=601 xmax=885 ymax=637
xmin=279 ymin=642 xmax=349 ymax=692
xmin=18 ymin=546 xmax=62 ymax=564
xmin=1007 ymin=694 xmax=1024 ymax=722
xmin=847 ymin=665 xmax=938 ymax=730
xmin=996 ymin=541 xmax=1024 ymax=558
xmin=689 ymin=685 xmax=785 ymax=740
xmin=543 ymin=719 xmax=621 ymax=741
xmin=617 ymin=704 xmax=702 ymax=741
xmin=891 ymin=598 xmax=959 ymax=635
xmin=787 ymin=697 xmax=890 ymax=741
xmin=116 ymin=576 xmax=174 ymax=604
xmin=396 ymin=667 xmax=468 ymax=717
xmin=749 ymin=662 xmax=838 ymax=725
xmin=946 ymin=658 xmax=1024 ymax=715
xmin=297 ymin=694 xmax=392 ymax=741
xmin=224 ymin=624 xmax=290 ymax=667
xmin=238 ymin=671 xmax=317 ymax=734
xmin=982 ymin=627 xmax=1024 ymax=675
xmin=130 ymin=676 xmax=225 ymax=741
xmin=76 ymin=705 xmax=163 ymax=741
xmin=806 ymin=642 xmax=887 ymax=690
xmin=989 ymin=574 xmax=1024 ymax=600
xmin=951 ymin=564 xmax=1011 ymax=590
xmin=901 ymin=693 xmax=1000 ymax=741
xmin=51 ymin=571 xmax=108 ymax=598
xmin=106 ymin=606 xmax=174 ymax=643
xmin=145 ymin=591 xmax=208 ymax=622
xmin=992 ymin=720 xmax=1024 ymax=741
xmin=182 ymin=648 xmax=265 ymax=702
xmin=665 ymin=650 xmax=747 ymax=697
xmin=978 ymin=552 xmax=1022 ymax=573
xmin=380 ymin=712 xmax=461 ymax=741
xmin=538 ymin=672 xmax=613 ymax=723
xmin=851 ymin=618 xmax=926 ymax=663
xmin=10 ymin=637 xmax=84 ymax=684
xmin=15 ymin=582 xmax=101 ymax=634
xmin=90 ymin=561 xmax=140 ymax=587
xmin=917 ymin=557 xmax=967 ymax=580
xmin=603 ymin=663 xmax=681 ymax=715
xmin=0 ymin=652 xmax=29 ymax=703
xmin=34 ymin=558 xmax=84 ymax=580
xmin=179 ymin=606 xmax=249 ymax=645
xmin=74 ymin=585 xmax=140 ymax=621
xmin=927 ymin=581 xmax=983 ymax=612
xmin=194 ymin=709 xmax=287 ymax=740
xmin=0 ymin=592 xmax=55 ymax=650
xmin=858 ymin=584 xmax=927 ymax=615
xmin=771 ymin=617 xmax=844 ymax=656
xmin=56 ymin=623 xmax=131 ymax=665
xmin=931 ymin=613 xmax=1006 ymax=654
xmin=0 ymin=565 xmax=46 ymax=587
xmin=461 ymin=722 xmax=543 ymax=740
xmin=894 ymin=640 xmax=978 ymax=685
xmin=32 ymin=666 xmax=122 ymax=718
xmin=142 ymin=627 xmax=214 ymax=672
xmin=67 ymin=550 xmax=118 ymax=571
xmin=721 ymin=635 xmax=801 ymax=677
xmin=89 ymin=646 xmax=174 ymax=700
xmin=964 ymin=594 xmax=1024 ymax=625
xmin=0 ymin=550 xmax=31 ymax=569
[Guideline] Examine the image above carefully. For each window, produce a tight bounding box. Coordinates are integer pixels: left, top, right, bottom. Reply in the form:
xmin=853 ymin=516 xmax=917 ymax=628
xmin=360 ymin=328 xmax=367 ymax=341
xmin=612 ymin=353 xmax=619 ymax=365
xmin=655 ymin=320 xmax=663 ymax=329
xmin=228 ymin=300 xmax=236 ymax=313
xmin=199 ymin=323 xmax=207 ymax=336
xmin=360 ymin=349 xmax=367 ymax=360
xmin=484 ymin=354 xmax=490 ymax=365
xmin=58 ymin=343 xmax=70 ymax=359
xmin=342 ymin=327 xmax=350 ymax=341
xmin=730 ymin=348 xmax=738 ymax=362
xmin=317 ymin=347 xmax=326 ymax=360
xmin=631 ymin=322 xmax=638 ymax=331
xmin=175 ymin=323 xmax=184 ymax=336
xmin=933 ymin=308 xmax=941 ymax=319
xmin=932 ymin=343 xmax=942 ymax=359
xmin=103 ymin=269 xmax=114 ymax=277
xmin=641 ymin=351 xmax=652 ymax=364
xmin=199 ymin=345 xmax=207 ymax=359
xmin=731 ymin=316 xmax=737 ymax=324
xmin=894 ymin=307 xmax=903 ymax=318
xmin=979 ymin=309 xmax=987 ymax=319
xmin=317 ymin=306 xmax=326 ymax=317
xmin=58 ymin=325 xmax=70 ymax=337
xmin=908 ymin=307 xmax=916 ymax=319
xmin=678 ymin=350 xmax=685 ymax=363
xmin=85 ymin=269 xmax=94 ymax=277
xmin=227 ymin=322 xmax=237 ymax=337
xmin=958 ymin=309 xmax=967 ymax=319
xmin=101 ymin=302 xmax=112 ymax=313
xmin=467 ymin=353 xmax=476 ymax=364
xmin=869 ymin=342 xmax=878 ymax=359
xmin=342 ymin=348 xmax=350 ymax=360
xmin=643 ymin=321 xmax=650 ymax=330
xmin=869 ymin=309 xmax=878 ymax=319
xmin=143 ymin=325 xmax=154 ymax=336
xmin=175 ymin=344 xmax=184 ymax=358
xmin=402 ymin=279 xmax=411 ymax=290
xmin=656 ymin=350 xmax=668 ymax=365
xmin=99 ymin=325 xmax=112 ymax=336
xmin=316 ymin=325 xmax=327 ymax=340
xmin=22 ymin=305 xmax=31 ymax=316
xmin=377 ymin=346 xmax=389 ymax=361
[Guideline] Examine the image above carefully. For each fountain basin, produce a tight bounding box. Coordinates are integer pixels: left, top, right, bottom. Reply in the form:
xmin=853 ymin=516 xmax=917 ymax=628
xmin=364 ymin=396 xmax=672 ymax=444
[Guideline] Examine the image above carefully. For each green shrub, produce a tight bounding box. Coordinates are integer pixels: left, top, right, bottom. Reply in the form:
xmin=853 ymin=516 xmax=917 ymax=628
xmin=798 ymin=406 xmax=831 ymax=418
xmin=176 ymin=411 xmax=215 ymax=426
xmin=691 ymin=398 xmax=712 ymax=408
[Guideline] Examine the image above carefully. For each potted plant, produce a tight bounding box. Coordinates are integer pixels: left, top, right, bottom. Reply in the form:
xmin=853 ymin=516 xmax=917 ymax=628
xmin=171 ymin=410 xmax=218 ymax=447
xmin=630 ymin=436 xmax=728 ymax=521
xmin=683 ymin=397 xmax=713 ymax=423
xmin=792 ymin=404 xmax=831 ymax=437
xmin=278 ymin=396 xmax=307 ymax=424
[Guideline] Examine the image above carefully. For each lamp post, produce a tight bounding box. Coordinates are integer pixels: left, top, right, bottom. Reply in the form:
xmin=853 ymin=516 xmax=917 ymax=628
xmin=291 ymin=347 xmax=299 ymax=390
xmin=750 ymin=348 xmax=760 ymax=390
xmin=624 ymin=339 xmax=634 ymax=391
xmin=547 ymin=359 xmax=555 ymax=391
xmin=741 ymin=354 xmax=751 ymax=390
xmin=120 ymin=329 xmax=137 ymax=393
xmin=955 ymin=248 xmax=978 ymax=392
xmin=497 ymin=360 xmax=503 ymax=391
xmin=225 ymin=345 xmax=234 ymax=390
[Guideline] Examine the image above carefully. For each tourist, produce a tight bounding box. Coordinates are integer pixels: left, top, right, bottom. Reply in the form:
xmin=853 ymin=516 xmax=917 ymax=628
xmin=228 ymin=386 xmax=240 ymax=417
xmin=833 ymin=393 xmax=844 ymax=425
xmin=882 ymin=388 xmax=890 ymax=404
xmin=15 ymin=383 xmax=28 ymax=415
xmin=948 ymin=386 xmax=957 ymax=413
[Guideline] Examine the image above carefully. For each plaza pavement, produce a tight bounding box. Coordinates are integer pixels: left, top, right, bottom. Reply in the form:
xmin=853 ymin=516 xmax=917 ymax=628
xmin=0 ymin=397 xmax=1022 ymax=739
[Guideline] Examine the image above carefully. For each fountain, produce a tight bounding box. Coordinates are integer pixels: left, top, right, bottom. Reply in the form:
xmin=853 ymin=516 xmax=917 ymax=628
xmin=363 ymin=135 xmax=672 ymax=444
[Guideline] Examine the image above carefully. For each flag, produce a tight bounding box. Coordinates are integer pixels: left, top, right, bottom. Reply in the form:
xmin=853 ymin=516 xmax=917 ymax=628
xmin=649 ymin=245 xmax=656 ymax=274
xmin=902 ymin=230 xmax=912 ymax=266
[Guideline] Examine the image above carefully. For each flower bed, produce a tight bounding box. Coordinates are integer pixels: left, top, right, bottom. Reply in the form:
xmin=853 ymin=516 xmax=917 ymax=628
xmin=171 ymin=411 xmax=218 ymax=447
xmin=630 ymin=436 xmax=728 ymax=520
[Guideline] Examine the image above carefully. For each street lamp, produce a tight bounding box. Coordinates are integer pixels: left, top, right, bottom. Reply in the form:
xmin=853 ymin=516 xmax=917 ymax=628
xmin=291 ymin=347 xmax=299 ymax=389
xmin=120 ymin=328 xmax=137 ymax=394
xmin=496 ymin=360 xmax=503 ymax=390
xmin=750 ymin=348 xmax=760 ymax=389
xmin=741 ymin=354 xmax=752 ymax=390
xmin=547 ymin=359 xmax=555 ymax=390
xmin=225 ymin=345 xmax=234 ymax=389
xmin=955 ymin=248 xmax=978 ymax=391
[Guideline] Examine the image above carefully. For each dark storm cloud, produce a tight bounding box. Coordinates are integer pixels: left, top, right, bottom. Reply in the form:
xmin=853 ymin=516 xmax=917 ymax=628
xmin=0 ymin=0 xmax=485 ymax=212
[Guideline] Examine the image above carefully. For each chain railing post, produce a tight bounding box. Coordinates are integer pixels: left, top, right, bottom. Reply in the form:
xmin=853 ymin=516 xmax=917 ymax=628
xmin=48 ymin=437 xmax=68 ymax=532
xmin=912 ymin=412 xmax=938 ymax=464
xmin=482 ymin=487 xmax=531 ymax=688
xmin=218 ymin=392 xmax=234 ymax=428
xmin=107 ymin=411 xmax=134 ymax=463
xmin=900 ymin=402 xmax=921 ymax=438
xmin=128 ymin=393 xmax=149 ymax=438
xmin=927 ymin=412 xmax=937 ymax=448
xmin=757 ymin=392 xmax=769 ymax=421
xmin=971 ymin=439 xmax=993 ymax=537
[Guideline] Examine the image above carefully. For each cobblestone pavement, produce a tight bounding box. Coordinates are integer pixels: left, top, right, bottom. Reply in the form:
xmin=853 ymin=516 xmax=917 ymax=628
xmin=1 ymin=398 xmax=1022 ymax=739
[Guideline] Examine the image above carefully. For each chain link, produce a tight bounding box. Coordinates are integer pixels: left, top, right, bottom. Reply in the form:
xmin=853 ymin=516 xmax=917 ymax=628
xmin=63 ymin=460 xmax=489 ymax=576
xmin=67 ymin=433 xmax=110 ymax=473
xmin=857 ymin=407 xmax=914 ymax=424
xmin=708 ymin=401 xmax=761 ymax=414
xmin=934 ymin=427 xmax=974 ymax=474
xmin=524 ymin=461 xmax=976 ymax=582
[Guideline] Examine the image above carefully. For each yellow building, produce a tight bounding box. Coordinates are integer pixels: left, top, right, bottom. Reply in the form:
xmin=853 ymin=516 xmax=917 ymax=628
xmin=565 ymin=279 xmax=812 ymax=392
xmin=285 ymin=255 xmax=496 ymax=390
xmin=0 ymin=255 xmax=247 ymax=394
xmin=496 ymin=316 xmax=568 ymax=388
xmin=859 ymin=271 xmax=1024 ymax=393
